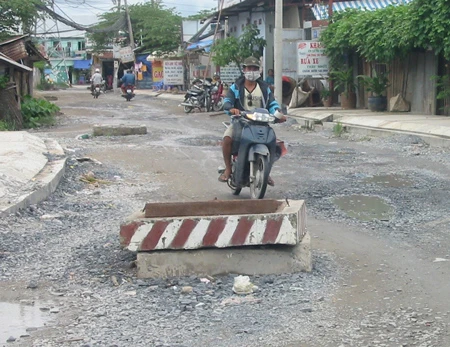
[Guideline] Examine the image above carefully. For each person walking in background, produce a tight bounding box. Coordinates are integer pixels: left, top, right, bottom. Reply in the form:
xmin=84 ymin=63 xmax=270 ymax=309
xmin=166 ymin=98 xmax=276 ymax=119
xmin=265 ymin=68 xmax=275 ymax=91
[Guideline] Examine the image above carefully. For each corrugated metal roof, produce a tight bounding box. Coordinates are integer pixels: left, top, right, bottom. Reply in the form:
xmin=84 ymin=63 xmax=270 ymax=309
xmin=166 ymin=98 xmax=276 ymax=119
xmin=312 ymin=0 xmax=413 ymax=20
xmin=0 ymin=52 xmax=32 ymax=72
xmin=0 ymin=40 xmax=27 ymax=61
xmin=0 ymin=34 xmax=29 ymax=47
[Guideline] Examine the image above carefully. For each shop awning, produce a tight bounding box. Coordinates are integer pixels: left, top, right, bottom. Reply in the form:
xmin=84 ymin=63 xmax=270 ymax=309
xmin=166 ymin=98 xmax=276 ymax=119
xmin=186 ymin=39 xmax=214 ymax=52
xmin=73 ymin=59 xmax=92 ymax=69
xmin=312 ymin=0 xmax=413 ymax=20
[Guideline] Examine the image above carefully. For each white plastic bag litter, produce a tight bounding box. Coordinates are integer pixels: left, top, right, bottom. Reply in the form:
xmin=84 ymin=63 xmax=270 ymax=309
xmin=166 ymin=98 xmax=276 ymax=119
xmin=232 ymin=275 xmax=258 ymax=295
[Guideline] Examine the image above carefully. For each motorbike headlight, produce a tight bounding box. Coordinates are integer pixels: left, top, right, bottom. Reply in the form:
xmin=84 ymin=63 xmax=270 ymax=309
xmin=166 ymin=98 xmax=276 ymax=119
xmin=246 ymin=112 xmax=275 ymax=122
xmin=211 ymin=86 xmax=218 ymax=93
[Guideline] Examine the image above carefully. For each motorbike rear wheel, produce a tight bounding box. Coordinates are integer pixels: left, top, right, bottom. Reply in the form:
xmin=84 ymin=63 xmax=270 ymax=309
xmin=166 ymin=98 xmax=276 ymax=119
xmin=250 ymin=154 xmax=270 ymax=199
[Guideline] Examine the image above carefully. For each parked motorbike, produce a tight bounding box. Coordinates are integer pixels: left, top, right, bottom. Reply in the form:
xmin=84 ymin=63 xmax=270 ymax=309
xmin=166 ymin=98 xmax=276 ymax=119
xmin=210 ymin=79 xmax=224 ymax=111
xmin=181 ymin=78 xmax=212 ymax=113
xmin=121 ymin=85 xmax=135 ymax=102
xmin=218 ymin=108 xmax=287 ymax=199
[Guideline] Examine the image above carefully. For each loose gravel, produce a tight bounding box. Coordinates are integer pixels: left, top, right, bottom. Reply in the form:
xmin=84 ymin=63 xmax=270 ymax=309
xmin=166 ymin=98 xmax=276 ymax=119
xmin=1 ymin=91 xmax=450 ymax=346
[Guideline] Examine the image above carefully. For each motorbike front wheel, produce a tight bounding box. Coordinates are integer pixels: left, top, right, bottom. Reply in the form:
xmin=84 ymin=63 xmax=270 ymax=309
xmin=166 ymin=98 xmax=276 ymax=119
xmin=183 ymin=98 xmax=193 ymax=113
xmin=250 ymin=154 xmax=270 ymax=199
xmin=212 ymin=96 xmax=224 ymax=111
xmin=205 ymin=94 xmax=211 ymax=112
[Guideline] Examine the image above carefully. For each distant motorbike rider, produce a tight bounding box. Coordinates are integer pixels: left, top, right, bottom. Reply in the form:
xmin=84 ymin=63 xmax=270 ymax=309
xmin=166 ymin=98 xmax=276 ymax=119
xmin=219 ymin=56 xmax=286 ymax=185
xmin=120 ymin=69 xmax=136 ymax=94
xmin=90 ymin=68 xmax=103 ymax=94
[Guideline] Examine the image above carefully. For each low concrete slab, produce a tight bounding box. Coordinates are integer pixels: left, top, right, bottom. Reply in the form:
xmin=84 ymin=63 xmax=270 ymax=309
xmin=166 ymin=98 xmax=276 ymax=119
xmin=93 ymin=124 xmax=147 ymax=137
xmin=336 ymin=115 xmax=450 ymax=148
xmin=120 ymin=199 xmax=306 ymax=251
xmin=136 ymin=231 xmax=312 ymax=278
xmin=287 ymin=109 xmax=335 ymax=123
xmin=0 ymin=135 xmax=66 ymax=217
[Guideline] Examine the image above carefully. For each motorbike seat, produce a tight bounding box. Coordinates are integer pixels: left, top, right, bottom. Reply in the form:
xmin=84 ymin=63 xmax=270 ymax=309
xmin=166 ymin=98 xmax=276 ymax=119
xmin=187 ymin=89 xmax=203 ymax=95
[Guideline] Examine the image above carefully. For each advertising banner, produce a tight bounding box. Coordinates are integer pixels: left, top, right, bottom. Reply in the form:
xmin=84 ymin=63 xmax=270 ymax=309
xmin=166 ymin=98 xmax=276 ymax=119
xmin=297 ymin=41 xmax=329 ymax=77
xmin=163 ymin=60 xmax=184 ymax=85
xmin=119 ymin=46 xmax=135 ymax=63
xmin=220 ymin=63 xmax=241 ymax=85
xmin=152 ymin=61 xmax=163 ymax=82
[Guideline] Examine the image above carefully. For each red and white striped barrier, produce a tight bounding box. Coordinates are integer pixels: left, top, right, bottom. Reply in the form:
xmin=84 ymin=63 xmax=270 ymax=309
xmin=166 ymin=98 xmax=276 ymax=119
xmin=120 ymin=200 xmax=306 ymax=251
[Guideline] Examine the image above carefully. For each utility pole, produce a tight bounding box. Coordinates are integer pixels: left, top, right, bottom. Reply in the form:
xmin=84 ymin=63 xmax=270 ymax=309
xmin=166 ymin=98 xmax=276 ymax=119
xmin=274 ymin=0 xmax=283 ymax=105
xmin=113 ymin=0 xmax=121 ymax=93
xmin=124 ymin=0 xmax=135 ymax=49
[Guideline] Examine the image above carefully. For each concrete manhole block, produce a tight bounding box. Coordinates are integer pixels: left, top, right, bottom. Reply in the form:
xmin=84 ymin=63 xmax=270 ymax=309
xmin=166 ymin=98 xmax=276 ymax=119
xmin=93 ymin=124 xmax=147 ymax=136
xmin=120 ymin=199 xmax=306 ymax=251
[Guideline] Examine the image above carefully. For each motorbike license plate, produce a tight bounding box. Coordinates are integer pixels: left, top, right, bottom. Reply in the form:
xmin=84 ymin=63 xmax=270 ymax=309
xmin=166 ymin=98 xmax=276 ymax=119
xmin=127 ymin=89 xmax=132 ymax=93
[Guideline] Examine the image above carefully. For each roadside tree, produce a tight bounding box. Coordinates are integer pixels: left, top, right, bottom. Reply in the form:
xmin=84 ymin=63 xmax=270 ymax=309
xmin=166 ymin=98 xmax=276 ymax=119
xmin=0 ymin=0 xmax=44 ymax=40
xmin=211 ymin=24 xmax=266 ymax=72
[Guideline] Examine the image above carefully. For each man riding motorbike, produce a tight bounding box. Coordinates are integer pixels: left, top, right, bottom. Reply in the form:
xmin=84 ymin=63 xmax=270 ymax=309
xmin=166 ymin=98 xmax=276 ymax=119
xmin=120 ymin=69 xmax=136 ymax=94
xmin=219 ymin=56 xmax=287 ymax=186
xmin=90 ymin=68 xmax=103 ymax=94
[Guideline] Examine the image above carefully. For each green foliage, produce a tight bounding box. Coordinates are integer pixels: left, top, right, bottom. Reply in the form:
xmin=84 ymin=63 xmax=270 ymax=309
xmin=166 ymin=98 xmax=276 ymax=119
xmin=21 ymin=95 xmax=59 ymax=128
xmin=333 ymin=122 xmax=344 ymax=137
xmin=321 ymin=1 xmax=450 ymax=67
xmin=0 ymin=120 xmax=15 ymax=131
xmin=86 ymin=11 xmax=124 ymax=51
xmin=357 ymin=70 xmax=390 ymax=96
xmin=0 ymin=75 xmax=9 ymax=89
xmin=131 ymin=3 xmax=182 ymax=53
xmin=0 ymin=0 xmax=44 ymax=39
xmin=212 ymin=24 xmax=266 ymax=70
xmin=431 ymin=74 xmax=450 ymax=115
xmin=34 ymin=61 xmax=46 ymax=70
xmin=409 ymin=0 xmax=450 ymax=60
xmin=186 ymin=9 xmax=217 ymax=20
xmin=320 ymin=87 xmax=331 ymax=99
xmin=88 ymin=2 xmax=182 ymax=53
xmin=329 ymin=67 xmax=356 ymax=96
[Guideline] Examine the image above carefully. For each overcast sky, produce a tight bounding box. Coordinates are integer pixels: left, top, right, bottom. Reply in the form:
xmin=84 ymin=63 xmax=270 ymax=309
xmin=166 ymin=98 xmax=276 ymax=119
xmin=39 ymin=0 xmax=217 ymax=36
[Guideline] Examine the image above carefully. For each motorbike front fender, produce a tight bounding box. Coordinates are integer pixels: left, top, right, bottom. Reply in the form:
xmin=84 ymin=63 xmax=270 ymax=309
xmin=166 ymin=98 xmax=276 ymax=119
xmin=248 ymin=144 xmax=270 ymax=162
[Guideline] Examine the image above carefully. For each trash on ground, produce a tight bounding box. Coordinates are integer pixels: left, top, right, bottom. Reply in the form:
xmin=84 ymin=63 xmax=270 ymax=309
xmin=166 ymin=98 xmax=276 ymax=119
xmin=232 ymin=275 xmax=258 ymax=295
xmin=79 ymin=171 xmax=110 ymax=185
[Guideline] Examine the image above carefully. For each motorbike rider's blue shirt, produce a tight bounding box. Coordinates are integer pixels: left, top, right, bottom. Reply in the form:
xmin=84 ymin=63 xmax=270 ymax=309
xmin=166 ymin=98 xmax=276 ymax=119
xmin=223 ymin=76 xmax=280 ymax=116
xmin=121 ymin=73 xmax=136 ymax=86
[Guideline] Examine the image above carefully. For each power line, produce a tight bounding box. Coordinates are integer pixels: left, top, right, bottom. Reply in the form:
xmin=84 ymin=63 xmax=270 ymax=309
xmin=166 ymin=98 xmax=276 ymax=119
xmin=36 ymin=3 xmax=127 ymax=33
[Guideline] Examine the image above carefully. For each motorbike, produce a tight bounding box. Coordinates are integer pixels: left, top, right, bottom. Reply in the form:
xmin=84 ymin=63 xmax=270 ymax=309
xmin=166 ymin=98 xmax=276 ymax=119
xmin=121 ymin=85 xmax=135 ymax=102
xmin=92 ymin=84 xmax=101 ymax=99
xmin=181 ymin=78 xmax=212 ymax=113
xmin=218 ymin=108 xmax=287 ymax=199
xmin=210 ymin=79 xmax=224 ymax=111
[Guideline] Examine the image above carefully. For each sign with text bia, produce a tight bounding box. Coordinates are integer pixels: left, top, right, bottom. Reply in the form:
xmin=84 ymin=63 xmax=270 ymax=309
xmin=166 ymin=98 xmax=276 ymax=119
xmin=163 ymin=60 xmax=184 ymax=85
xmin=297 ymin=41 xmax=329 ymax=77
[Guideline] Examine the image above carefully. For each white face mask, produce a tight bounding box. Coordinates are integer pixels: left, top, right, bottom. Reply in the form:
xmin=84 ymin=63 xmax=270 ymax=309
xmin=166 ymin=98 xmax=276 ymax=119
xmin=244 ymin=71 xmax=260 ymax=81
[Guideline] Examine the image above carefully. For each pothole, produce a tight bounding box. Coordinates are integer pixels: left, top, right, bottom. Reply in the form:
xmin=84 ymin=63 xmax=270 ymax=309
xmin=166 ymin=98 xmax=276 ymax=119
xmin=363 ymin=174 xmax=412 ymax=188
xmin=333 ymin=194 xmax=394 ymax=221
xmin=0 ymin=301 xmax=55 ymax=343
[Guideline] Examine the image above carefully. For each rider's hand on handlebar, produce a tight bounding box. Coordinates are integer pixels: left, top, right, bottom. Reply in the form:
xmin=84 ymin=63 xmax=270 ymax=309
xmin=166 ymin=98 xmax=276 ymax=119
xmin=274 ymin=109 xmax=287 ymax=123
xmin=230 ymin=108 xmax=241 ymax=116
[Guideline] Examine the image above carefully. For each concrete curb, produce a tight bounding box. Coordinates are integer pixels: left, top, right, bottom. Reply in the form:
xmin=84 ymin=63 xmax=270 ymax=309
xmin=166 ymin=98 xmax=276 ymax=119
xmin=337 ymin=122 xmax=450 ymax=148
xmin=0 ymin=139 xmax=66 ymax=217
